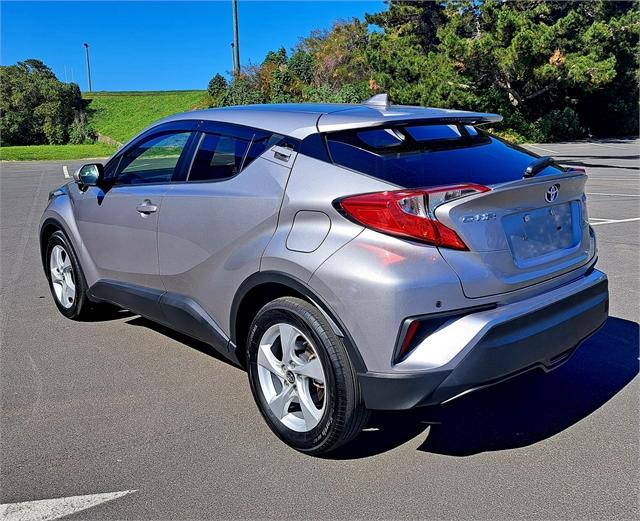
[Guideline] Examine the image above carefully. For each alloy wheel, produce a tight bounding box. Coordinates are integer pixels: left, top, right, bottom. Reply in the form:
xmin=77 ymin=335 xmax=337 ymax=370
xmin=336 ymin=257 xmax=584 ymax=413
xmin=256 ymin=322 xmax=327 ymax=432
xmin=49 ymin=244 xmax=76 ymax=309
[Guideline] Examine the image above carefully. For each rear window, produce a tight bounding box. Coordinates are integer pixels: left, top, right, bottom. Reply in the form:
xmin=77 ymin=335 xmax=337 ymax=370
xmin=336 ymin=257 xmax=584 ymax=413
xmin=326 ymin=124 xmax=561 ymax=187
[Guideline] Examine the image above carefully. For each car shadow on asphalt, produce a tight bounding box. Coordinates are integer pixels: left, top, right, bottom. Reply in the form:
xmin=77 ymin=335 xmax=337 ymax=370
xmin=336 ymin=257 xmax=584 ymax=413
xmin=328 ymin=316 xmax=639 ymax=460
xmin=555 ymin=157 xmax=640 ymax=169
xmin=125 ymin=316 xmax=244 ymax=370
xmin=79 ymin=306 xmax=134 ymax=322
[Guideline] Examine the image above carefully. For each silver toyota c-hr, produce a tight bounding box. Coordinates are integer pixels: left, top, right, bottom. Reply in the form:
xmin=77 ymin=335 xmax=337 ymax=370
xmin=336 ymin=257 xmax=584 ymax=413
xmin=40 ymin=95 xmax=609 ymax=454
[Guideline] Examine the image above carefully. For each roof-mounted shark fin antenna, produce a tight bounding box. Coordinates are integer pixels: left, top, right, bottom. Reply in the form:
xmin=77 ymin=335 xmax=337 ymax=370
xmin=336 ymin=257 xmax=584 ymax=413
xmin=363 ymin=93 xmax=390 ymax=110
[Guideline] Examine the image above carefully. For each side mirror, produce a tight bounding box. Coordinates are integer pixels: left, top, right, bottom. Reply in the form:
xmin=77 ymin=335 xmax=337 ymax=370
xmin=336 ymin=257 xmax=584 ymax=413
xmin=73 ymin=163 xmax=104 ymax=187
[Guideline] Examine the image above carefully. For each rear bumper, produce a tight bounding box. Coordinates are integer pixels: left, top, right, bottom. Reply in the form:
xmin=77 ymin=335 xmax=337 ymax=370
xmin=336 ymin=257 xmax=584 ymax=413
xmin=357 ymin=270 xmax=609 ymax=410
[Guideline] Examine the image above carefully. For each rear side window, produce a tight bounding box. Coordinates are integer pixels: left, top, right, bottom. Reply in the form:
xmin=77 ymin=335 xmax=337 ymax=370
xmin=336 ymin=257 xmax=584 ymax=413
xmin=188 ymin=133 xmax=251 ymax=182
xmin=245 ymin=133 xmax=285 ymax=164
xmin=326 ymin=124 xmax=563 ymax=187
xmin=187 ymin=131 xmax=285 ymax=182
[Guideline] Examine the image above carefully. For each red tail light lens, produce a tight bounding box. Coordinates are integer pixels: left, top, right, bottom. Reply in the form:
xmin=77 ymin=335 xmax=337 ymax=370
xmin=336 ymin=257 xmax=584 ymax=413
xmin=336 ymin=184 xmax=489 ymax=250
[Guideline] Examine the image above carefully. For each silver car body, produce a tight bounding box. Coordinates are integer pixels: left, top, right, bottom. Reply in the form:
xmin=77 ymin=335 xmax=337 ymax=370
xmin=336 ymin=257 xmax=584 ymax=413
xmin=40 ymin=102 xmax=609 ymax=409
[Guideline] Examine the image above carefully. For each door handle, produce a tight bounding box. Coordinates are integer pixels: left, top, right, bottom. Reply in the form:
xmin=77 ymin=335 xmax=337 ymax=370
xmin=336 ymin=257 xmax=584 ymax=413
xmin=136 ymin=200 xmax=158 ymax=215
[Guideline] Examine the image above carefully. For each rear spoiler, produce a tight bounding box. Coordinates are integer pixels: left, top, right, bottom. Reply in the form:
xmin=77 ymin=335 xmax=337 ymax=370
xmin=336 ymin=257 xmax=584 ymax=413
xmin=523 ymin=156 xmax=557 ymax=178
xmin=523 ymin=155 xmax=587 ymax=178
xmin=317 ymin=112 xmax=503 ymax=134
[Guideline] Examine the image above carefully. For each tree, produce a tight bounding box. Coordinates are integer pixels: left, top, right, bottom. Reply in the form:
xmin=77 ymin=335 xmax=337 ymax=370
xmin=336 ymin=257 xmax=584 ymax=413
xmin=207 ymin=73 xmax=228 ymax=101
xmin=207 ymin=0 xmax=638 ymax=140
xmin=0 ymin=59 xmax=94 ymax=146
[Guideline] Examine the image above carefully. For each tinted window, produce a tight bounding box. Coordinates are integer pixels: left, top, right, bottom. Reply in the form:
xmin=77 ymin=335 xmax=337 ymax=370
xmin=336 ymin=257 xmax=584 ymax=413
xmin=188 ymin=131 xmax=284 ymax=182
xmin=357 ymin=128 xmax=405 ymax=148
xmin=245 ymin=133 xmax=285 ymax=164
xmin=117 ymin=132 xmax=191 ymax=185
xmin=326 ymin=127 xmax=563 ymax=187
xmin=406 ymin=124 xmax=460 ymax=141
xmin=188 ymin=133 xmax=250 ymax=182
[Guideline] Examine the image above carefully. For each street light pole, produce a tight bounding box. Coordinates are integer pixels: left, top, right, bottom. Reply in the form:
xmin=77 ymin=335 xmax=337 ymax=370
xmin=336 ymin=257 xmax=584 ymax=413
xmin=83 ymin=43 xmax=93 ymax=92
xmin=231 ymin=0 xmax=240 ymax=77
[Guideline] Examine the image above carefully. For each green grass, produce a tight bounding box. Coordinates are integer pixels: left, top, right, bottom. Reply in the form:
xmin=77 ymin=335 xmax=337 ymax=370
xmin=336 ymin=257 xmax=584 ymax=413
xmin=85 ymin=90 xmax=209 ymax=144
xmin=0 ymin=143 xmax=117 ymax=161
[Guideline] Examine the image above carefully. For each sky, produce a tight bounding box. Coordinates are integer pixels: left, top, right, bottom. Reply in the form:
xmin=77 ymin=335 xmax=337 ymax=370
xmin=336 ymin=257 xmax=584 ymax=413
xmin=1 ymin=0 xmax=385 ymax=92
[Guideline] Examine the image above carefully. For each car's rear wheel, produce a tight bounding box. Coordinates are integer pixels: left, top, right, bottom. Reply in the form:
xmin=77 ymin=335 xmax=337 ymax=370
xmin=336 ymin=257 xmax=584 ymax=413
xmin=45 ymin=231 xmax=95 ymax=320
xmin=246 ymin=297 xmax=369 ymax=454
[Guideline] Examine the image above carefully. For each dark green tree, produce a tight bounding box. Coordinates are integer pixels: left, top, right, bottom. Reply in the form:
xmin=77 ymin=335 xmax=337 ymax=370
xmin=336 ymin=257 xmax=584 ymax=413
xmin=0 ymin=59 xmax=94 ymax=146
xmin=209 ymin=0 xmax=638 ymax=140
xmin=207 ymin=73 xmax=228 ymax=100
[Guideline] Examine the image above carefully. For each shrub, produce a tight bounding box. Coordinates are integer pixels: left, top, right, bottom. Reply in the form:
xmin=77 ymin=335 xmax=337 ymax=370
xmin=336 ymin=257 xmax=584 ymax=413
xmin=221 ymin=76 xmax=264 ymax=106
xmin=534 ymin=108 xmax=585 ymax=142
xmin=68 ymin=111 xmax=97 ymax=144
xmin=207 ymin=73 xmax=228 ymax=100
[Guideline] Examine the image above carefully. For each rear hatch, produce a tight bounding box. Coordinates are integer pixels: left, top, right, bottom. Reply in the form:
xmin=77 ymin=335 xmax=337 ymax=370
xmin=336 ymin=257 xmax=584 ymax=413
xmin=324 ymin=122 xmax=593 ymax=298
xmin=435 ymin=173 xmax=591 ymax=297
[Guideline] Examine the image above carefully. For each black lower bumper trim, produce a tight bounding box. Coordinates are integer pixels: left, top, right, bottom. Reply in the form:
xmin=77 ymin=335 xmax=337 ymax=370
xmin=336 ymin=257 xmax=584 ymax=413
xmin=358 ymin=277 xmax=609 ymax=410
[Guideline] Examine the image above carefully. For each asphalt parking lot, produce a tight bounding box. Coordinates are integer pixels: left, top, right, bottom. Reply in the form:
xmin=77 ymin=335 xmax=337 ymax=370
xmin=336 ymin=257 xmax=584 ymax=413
xmin=1 ymin=139 xmax=638 ymax=520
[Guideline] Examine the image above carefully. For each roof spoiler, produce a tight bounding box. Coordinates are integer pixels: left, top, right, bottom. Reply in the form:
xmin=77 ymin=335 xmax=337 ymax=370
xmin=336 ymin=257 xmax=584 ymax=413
xmin=361 ymin=95 xmax=501 ymax=126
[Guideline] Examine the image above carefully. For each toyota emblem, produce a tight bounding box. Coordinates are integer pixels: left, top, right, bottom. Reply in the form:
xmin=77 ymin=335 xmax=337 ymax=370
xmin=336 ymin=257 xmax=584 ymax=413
xmin=545 ymin=184 xmax=560 ymax=203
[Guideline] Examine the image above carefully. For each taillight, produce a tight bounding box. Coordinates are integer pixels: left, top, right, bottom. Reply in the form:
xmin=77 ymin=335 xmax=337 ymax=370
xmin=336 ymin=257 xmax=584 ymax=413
xmin=335 ymin=184 xmax=489 ymax=250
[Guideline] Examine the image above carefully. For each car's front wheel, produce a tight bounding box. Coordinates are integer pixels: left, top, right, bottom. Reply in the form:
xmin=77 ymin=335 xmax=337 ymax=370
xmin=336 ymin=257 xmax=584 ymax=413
xmin=45 ymin=230 xmax=94 ymax=320
xmin=246 ymin=297 xmax=369 ymax=454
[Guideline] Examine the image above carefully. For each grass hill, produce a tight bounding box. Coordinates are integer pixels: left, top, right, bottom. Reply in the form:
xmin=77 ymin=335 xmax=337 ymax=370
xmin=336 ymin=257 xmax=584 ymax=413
xmin=84 ymin=90 xmax=209 ymax=144
xmin=1 ymin=90 xmax=210 ymax=161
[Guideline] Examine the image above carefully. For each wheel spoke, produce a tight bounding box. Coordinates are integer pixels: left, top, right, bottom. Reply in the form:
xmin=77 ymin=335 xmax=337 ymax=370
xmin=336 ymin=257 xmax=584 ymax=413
xmin=64 ymin=271 xmax=75 ymax=292
xmin=292 ymin=357 xmax=324 ymax=384
xmin=54 ymin=247 xmax=64 ymax=270
xmin=278 ymin=323 xmax=298 ymax=363
xmin=257 ymin=342 xmax=283 ymax=377
xmin=62 ymin=280 xmax=74 ymax=304
xmin=268 ymin=384 xmax=295 ymax=420
xmin=50 ymin=265 xmax=62 ymax=282
xmin=297 ymin=384 xmax=322 ymax=429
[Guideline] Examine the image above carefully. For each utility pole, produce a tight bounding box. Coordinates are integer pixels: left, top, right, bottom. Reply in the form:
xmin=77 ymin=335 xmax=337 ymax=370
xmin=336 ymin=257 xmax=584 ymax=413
xmin=83 ymin=43 xmax=93 ymax=92
xmin=231 ymin=43 xmax=237 ymax=75
xmin=231 ymin=0 xmax=240 ymax=78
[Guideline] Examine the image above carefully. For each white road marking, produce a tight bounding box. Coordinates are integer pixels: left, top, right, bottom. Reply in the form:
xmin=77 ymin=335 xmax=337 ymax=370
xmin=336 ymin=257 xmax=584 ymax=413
xmin=590 ymin=217 xmax=640 ymax=226
xmin=0 ymin=490 xmax=136 ymax=521
xmin=587 ymin=178 xmax=639 ymax=181
xmin=590 ymin=142 xmax=637 ymax=150
xmin=62 ymin=166 xmax=70 ymax=179
xmin=586 ymin=192 xmax=640 ymax=197
xmin=524 ymin=144 xmax=558 ymax=154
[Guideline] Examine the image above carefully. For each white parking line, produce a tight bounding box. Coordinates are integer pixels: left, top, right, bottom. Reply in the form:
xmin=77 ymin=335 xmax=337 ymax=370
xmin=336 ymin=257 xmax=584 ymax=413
xmin=590 ymin=142 xmax=637 ymax=150
xmin=62 ymin=165 xmax=70 ymax=178
xmin=587 ymin=178 xmax=639 ymax=181
xmin=0 ymin=490 xmax=136 ymax=521
xmin=525 ymin=144 xmax=559 ymax=154
xmin=590 ymin=217 xmax=640 ymax=226
xmin=586 ymin=192 xmax=640 ymax=197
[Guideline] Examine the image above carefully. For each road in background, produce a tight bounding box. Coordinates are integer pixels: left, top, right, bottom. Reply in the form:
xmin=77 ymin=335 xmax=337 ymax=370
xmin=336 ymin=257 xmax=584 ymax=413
xmin=1 ymin=140 xmax=638 ymax=520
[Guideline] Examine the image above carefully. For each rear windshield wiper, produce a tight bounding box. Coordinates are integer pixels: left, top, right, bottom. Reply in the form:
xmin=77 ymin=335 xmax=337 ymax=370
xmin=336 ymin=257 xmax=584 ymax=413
xmin=523 ymin=155 xmax=557 ymax=178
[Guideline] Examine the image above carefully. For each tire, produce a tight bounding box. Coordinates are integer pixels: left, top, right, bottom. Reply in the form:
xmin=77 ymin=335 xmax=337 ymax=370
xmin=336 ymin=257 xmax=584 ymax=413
xmin=45 ymin=230 xmax=96 ymax=320
xmin=246 ymin=296 xmax=370 ymax=455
